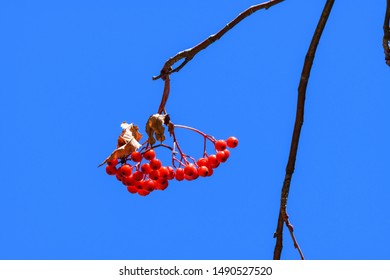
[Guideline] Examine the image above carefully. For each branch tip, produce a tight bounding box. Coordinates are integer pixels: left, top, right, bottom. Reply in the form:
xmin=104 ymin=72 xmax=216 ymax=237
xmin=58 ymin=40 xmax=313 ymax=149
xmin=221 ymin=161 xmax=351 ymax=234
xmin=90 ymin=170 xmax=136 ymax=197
xmin=152 ymin=0 xmax=284 ymax=80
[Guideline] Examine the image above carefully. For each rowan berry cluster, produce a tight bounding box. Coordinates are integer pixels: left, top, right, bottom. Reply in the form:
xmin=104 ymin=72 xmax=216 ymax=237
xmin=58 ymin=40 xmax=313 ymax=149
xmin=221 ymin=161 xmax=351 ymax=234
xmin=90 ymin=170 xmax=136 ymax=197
xmin=105 ymin=136 xmax=238 ymax=196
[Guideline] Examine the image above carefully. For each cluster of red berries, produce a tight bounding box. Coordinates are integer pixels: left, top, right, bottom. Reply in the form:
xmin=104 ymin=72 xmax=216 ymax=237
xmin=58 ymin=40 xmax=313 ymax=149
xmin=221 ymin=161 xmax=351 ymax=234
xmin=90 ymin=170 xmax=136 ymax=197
xmin=105 ymin=136 xmax=238 ymax=196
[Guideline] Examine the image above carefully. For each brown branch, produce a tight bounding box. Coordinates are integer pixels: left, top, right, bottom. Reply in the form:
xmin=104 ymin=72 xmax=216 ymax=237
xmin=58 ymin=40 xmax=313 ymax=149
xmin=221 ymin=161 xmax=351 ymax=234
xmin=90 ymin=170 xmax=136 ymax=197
xmin=273 ymin=0 xmax=335 ymax=260
xmin=384 ymin=0 xmax=390 ymax=66
xmin=157 ymin=74 xmax=170 ymax=114
xmin=152 ymin=0 xmax=284 ymax=81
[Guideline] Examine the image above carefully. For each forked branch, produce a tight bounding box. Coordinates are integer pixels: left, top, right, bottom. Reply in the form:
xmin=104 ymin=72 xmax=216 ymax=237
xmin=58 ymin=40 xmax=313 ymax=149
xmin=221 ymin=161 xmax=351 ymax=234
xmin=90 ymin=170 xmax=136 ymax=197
xmin=273 ymin=0 xmax=335 ymax=260
xmin=152 ymin=0 xmax=284 ymax=81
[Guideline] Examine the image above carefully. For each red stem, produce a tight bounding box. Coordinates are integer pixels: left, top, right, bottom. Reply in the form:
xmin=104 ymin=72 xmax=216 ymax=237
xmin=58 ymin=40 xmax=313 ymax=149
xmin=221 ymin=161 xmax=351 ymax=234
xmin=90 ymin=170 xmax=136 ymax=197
xmin=172 ymin=130 xmax=190 ymax=165
xmin=174 ymin=124 xmax=216 ymax=142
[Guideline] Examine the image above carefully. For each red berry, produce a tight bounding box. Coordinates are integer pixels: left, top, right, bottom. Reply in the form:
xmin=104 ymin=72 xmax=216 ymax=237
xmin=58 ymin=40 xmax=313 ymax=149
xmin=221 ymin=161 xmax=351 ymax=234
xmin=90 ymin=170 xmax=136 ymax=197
xmin=207 ymin=167 xmax=214 ymax=177
xmin=166 ymin=166 xmax=175 ymax=180
xmin=157 ymin=177 xmax=168 ymax=185
xmin=142 ymin=179 xmax=156 ymax=192
xmin=149 ymin=158 xmax=162 ymax=170
xmin=141 ymin=163 xmax=152 ymax=174
xmin=197 ymin=157 xmax=209 ymax=167
xmin=184 ymin=164 xmax=198 ymax=178
xmin=226 ymin=136 xmax=238 ymax=148
xmin=107 ymin=158 xmax=118 ymax=166
xmin=143 ymin=149 xmax=156 ymax=160
xmin=198 ymin=166 xmax=209 ymax=177
xmin=216 ymin=150 xmax=229 ymax=163
xmin=122 ymin=175 xmax=136 ymax=186
xmin=133 ymin=180 xmax=143 ymax=190
xmin=155 ymin=180 xmax=168 ymax=190
xmin=105 ymin=165 xmax=117 ymax=175
xmin=131 ymin=151 xmax=143 ymax=162
xmin=137 ymin=189 xmax=150 ymax=196
xmin=224 ymin=149 xmax=230 ymax=158
xmin=158 ymin=166 xmax=169 ymax=179
xmin=175 ymin=168 xmax=185 ymax=181
xmin=215 ymin=140 xmax=227 ymax=151
xmin=207 ymin=154 xmax=220 ymax=168
xmin=126 ymin=185 xmax=138 ymax=194
xmin=149 ymin=170 xmax=160 ymax=180
xmin=118 ymin=164 xmax=132 ymax=177
xmin=132 ymin=170 xmax=144 ymax=181
xmin=115 ymin=172 xmax=124 ymax=182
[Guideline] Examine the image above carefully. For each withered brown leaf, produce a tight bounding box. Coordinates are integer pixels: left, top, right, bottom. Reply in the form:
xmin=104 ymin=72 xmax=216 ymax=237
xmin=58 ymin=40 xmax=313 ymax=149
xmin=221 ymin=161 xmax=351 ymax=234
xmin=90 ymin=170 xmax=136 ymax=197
xmin=118 ymin=122 xmax=142 ymax=146
xmin=145 ymin=114 xmax=166 ymax=145
xmin=98 ymin=122 xmax=142 ymax=167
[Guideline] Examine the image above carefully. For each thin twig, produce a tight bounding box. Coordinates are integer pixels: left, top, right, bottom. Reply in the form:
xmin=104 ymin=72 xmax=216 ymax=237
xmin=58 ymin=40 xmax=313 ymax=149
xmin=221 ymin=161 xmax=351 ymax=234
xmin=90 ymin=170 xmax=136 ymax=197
xmin=171 ymin=129 xmax=190 ymax=165
xmin=273 ymin=0 xmax=335 ymax=260
xmin=384 ymin=0 xmax=390 ymax=66
xmin=152 ymin=0 xmax=284 ymax=81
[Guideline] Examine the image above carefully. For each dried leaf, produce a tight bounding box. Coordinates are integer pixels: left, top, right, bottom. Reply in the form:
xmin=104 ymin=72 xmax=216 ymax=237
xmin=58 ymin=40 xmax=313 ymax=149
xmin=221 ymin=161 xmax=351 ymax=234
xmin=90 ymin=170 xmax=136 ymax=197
xmin=98 ymin=122 xmax=142 ymax=167
xmin=118 ymin=122 xmax=142 ymax=147
xmin=145 ymin=114 xmax=166 ymax=145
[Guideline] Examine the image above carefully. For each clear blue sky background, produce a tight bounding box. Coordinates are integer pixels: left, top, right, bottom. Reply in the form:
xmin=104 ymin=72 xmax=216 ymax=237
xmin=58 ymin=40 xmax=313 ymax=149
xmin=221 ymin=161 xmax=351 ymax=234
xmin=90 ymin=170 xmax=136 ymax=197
xmin=0 ymin=1 xmax=388 ymax=260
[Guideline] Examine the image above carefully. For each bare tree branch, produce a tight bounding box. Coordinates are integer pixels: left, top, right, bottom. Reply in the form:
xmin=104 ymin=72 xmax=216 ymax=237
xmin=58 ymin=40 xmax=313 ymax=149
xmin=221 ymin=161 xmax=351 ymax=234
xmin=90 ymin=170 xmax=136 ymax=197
xmin=384 ymin=0 xmax=390 ymax=66
xmin=152 ymin=0 xmax=284 ymax=81
xmin=273 ymin=0 xmax=335 ymax=260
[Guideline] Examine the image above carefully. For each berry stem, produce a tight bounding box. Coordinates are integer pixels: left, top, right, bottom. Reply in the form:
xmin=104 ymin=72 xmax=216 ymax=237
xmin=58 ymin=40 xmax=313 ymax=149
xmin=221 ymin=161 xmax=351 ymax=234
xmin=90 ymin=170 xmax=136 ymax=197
xmin=173 ymin=157 xmax=186 ymax=168
xmin=174 ymin=124 xmax=216 ymax=142
xmin=203 ymin=136 xmax=207 ymax=157
xmin=148 ymin=143 xmax=174 ymax=152
xmin=171 ymin=129 xmax=190 ymax=166
xmin=139 ymin=140 xmax=151 ymax=152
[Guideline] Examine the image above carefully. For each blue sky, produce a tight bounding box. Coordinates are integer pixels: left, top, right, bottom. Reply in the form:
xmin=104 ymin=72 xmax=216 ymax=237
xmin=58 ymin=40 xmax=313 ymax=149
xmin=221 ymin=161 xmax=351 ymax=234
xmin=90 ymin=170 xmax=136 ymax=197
xmin=0 ymin=1 xmax=388 ymax=260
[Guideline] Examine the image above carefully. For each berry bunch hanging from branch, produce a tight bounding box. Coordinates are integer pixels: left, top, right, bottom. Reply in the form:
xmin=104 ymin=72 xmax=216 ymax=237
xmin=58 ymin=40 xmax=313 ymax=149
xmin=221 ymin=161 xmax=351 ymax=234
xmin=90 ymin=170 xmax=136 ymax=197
xmin=99 ymin=1 xmax=285 ymax=196
xmin=99 ymin=41 xmax=239 ymax=197
xmin=99 ymin=110 xmax=239 ymax=196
